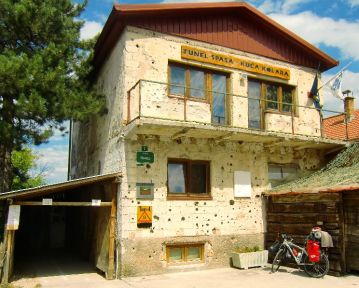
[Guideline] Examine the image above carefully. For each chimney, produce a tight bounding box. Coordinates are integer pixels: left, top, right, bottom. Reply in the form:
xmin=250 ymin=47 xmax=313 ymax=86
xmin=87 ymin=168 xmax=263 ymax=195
xmin=344 ymin=95 xmax=355 ymax=122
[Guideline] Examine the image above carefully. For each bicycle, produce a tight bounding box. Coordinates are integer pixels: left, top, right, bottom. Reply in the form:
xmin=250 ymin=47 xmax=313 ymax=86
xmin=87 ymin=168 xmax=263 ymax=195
xmin=271 ymin=234 xmax=329 ymax=278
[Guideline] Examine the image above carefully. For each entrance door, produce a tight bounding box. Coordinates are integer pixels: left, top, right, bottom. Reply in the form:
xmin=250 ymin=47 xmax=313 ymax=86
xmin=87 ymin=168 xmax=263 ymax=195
xmin=343 ymin=192 xmax=359 ymax=272
xmin=248 ymin=80 xmax=261 ymax=129
xmin=212 ymin=74 xmax=227 ymax=125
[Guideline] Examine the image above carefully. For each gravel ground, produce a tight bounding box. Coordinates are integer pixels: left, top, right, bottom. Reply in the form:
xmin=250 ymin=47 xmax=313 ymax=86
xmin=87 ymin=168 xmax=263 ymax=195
xmin=11 ymin=266 xmax=359 ymax=288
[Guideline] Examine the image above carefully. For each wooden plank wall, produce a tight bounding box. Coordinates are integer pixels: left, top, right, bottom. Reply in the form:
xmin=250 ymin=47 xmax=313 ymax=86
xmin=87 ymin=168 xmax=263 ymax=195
xmin=343 ymin=192 xmax=359 ymax=272
xmin=266 ymin=193 xmax=344 ymax=275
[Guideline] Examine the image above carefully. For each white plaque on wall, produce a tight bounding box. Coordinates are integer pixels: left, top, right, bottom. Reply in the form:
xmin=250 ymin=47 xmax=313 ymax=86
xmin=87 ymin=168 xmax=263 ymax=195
xmin=234 ymin=171 xmax=252 ymax=198
xmin=7 ymin=205 xmax=21 ymax=230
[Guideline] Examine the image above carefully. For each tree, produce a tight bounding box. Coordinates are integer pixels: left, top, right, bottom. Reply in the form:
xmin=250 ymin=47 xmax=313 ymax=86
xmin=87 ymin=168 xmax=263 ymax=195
xmin=11 ymin=147 xmax=46 ymax=190
xmin=0 ymin=0 xmax=105 ymax=192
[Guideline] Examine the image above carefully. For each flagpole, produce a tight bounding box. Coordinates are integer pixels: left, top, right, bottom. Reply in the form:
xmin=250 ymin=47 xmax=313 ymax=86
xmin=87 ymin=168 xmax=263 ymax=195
xmin=317 ymin=61 xmax=352 ymax=92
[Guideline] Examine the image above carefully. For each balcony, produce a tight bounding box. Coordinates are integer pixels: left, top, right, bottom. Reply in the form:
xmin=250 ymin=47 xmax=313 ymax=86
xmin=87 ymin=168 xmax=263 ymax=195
xmin=124 ymin=80 xmax=347 ymax=150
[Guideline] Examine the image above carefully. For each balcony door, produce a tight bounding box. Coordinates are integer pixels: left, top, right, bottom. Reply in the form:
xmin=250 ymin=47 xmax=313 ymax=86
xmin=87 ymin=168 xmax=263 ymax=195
xmin=211 ymin=74 xmax=227 ymax=125
xmin=248 ymin=80 xmax=262 ymax=129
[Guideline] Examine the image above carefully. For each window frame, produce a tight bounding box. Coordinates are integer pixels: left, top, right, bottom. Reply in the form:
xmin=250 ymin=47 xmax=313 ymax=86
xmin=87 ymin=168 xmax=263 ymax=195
xmin=248 ymin=78 xmax=296 ymax=114
xmin=167 ymin=158 xmax=211 ymax=200
xmin=268 ymin=163 xmax=299 ymax=187
xmin=168 ymin=63 xmax=209 ymax=102
xmin=166 ymin=243 xmax=204 ymax=264
xmin=168 ymin=62 xmax=230 ymax=100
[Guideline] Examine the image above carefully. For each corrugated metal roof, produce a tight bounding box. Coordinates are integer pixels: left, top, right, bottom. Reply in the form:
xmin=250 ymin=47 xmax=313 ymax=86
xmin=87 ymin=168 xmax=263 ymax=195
xmin=323 ymin=110 xmax=359 ymax=141
xmin=0 ymin=172 xmax=122 ymax=200
xmin=263 ymin=143 xmax=359 ymax=196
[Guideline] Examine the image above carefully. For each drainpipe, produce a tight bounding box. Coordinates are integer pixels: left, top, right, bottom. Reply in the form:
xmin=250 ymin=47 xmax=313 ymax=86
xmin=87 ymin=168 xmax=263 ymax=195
xmin=67 ymin=119 xmax=73 ymax=181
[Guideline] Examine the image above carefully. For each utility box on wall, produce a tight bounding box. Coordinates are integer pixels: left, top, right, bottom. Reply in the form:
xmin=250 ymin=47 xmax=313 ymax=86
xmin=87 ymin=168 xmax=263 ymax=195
xmin=136 ymin=183 xmax=154 ymax=200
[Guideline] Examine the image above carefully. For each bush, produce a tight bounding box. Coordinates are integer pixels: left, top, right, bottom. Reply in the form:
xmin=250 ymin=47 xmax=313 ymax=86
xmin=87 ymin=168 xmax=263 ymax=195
xmin=233 ymin=245 xmax=262 ymax=253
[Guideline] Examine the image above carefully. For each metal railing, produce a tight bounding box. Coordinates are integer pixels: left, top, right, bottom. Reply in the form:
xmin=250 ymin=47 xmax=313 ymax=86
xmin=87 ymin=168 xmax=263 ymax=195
xmin=127 ymin=79 xmax=349 ymax=140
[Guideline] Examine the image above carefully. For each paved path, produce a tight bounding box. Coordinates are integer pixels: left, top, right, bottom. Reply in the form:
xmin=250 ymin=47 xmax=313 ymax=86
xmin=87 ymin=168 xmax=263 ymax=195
xmin=12 ymin=266 xmax=359 ymax=288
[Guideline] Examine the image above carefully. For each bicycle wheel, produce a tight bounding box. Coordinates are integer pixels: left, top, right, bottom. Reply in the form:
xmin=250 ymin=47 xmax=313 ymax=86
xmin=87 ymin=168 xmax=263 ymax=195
xmin=272 ymin=248 xmax=285 ymax=273
xmin=303 ymin=253 xmax=329 ymax=278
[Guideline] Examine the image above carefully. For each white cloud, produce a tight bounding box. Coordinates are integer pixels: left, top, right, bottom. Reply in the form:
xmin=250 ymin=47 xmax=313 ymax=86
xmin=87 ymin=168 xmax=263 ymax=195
xmin=322 ymin=70 xmax=359 ymax=113
xmin=258 ymin=0 xmax=315 ymax=14
xmin=80 ymin=20 xmax=103 ymax=40
xmin=269 ymin=11 xmax=359 ymax=61
xmin=258 ymin=0 xmax=280 ymax=13
xmin=347 ymin=0 xmax=359 ymax=7
xmin=33 ymin=145 xmax=69 ymax=184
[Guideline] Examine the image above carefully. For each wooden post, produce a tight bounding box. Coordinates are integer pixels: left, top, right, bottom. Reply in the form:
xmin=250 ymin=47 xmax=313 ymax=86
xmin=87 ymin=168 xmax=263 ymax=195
xmin=2 ymin=230 xmax=13 ymax=284
xmin=107 ymin=183 xmax=117 ymax=280
xmin=339 ymin=193 xmax=347 ymax=274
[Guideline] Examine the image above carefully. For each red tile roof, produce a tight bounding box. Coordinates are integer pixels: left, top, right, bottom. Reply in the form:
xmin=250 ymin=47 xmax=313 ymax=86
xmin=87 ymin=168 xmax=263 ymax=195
xmin=323 ymin=110 xmax=359 ymax=141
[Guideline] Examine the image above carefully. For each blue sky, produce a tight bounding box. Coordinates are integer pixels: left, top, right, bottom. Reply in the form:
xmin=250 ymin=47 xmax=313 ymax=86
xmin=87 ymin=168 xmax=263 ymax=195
xmin=36 ymin=0 xmax=359 ymax=184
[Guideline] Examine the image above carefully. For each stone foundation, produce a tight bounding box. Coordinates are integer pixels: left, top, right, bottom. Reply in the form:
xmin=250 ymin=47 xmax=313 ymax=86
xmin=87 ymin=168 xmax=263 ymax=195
xmin=118 ymin=233 xmax=264 ymax=277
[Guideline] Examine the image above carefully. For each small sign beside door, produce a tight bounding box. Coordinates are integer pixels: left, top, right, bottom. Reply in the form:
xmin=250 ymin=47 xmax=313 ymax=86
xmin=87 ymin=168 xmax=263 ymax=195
xmin=42 ymin=198 xmax=53 ymax=205
xmin=6 ymin=205 xmax=21 ymax=230
xmin=137 ymin=206 xmax=152 ymax=228
xmin=92 ymin=199 xmax=102 ymax=206
xmin=136 ymin=183 xmax=154 ymax=199
xmin=136 ymin=146 xmax=154 ymax=164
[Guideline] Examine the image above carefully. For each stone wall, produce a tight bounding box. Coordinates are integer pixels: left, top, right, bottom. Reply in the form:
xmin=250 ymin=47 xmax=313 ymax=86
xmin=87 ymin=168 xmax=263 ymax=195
xmin=70 ymin=25 xmax=328 ymax=277
xmin=123 ymin=26 xmax=322 ymax=136
xmin=117 ymin=138 xmax=322 ymax=276
xmin=71 ymin=25 xmax=324 ymax=181
xmin=120 ymin=233 xmax=264 ymax=276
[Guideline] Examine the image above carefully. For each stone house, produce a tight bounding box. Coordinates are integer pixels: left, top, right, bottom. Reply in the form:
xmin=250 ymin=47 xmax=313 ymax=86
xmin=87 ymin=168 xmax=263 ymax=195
xmin=69 ymin=2 xmax=346 ymax=277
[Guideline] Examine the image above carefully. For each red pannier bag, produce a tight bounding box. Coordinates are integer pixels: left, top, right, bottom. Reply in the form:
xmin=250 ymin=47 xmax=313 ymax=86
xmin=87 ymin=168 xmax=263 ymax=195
xmin=307 ymin=239 xmax=320 ymax=262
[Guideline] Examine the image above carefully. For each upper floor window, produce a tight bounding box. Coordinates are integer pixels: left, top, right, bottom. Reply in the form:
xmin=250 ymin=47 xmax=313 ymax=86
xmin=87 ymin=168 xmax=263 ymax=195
xmin=167 ymin=159 xmax=211 ymax=199
xmin=169 ymin=63 xmax=229 ymax=125
xmin=169 ymin=64 xmax=207 ymax=100
xmin=249 ymin=79 xmax=295 ymax=113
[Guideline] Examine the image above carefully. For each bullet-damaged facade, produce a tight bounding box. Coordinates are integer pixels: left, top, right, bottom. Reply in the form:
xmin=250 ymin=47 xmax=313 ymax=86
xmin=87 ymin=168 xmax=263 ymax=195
xmin=70 ymin=2 xmax=344 ymax=277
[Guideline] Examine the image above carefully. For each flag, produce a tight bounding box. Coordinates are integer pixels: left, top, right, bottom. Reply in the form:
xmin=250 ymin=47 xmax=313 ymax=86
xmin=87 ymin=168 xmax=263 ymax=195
xmin=329 ymin=70 xmax=344 ymax=100
xmin=309 ymin=73 xmax=322 ymax=111
xmin=309 ymin=73 xmax=319 ymax=98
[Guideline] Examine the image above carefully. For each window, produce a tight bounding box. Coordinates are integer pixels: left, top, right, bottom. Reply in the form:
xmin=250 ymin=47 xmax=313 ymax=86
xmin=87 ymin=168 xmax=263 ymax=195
xmin=169 ymin=63 xmax=230 ymax=125
xmin=169 ymin=64 xmax=207 ymax=100
xmin=268 ymin=164 xmax=299 ymax=187
xmin=248 ymin=79 xmax=295 ymax=113
xmin=167 ymin=244 xmax=204 ymax=263
xmin=167 ymin=159 xmax=210 ymax=199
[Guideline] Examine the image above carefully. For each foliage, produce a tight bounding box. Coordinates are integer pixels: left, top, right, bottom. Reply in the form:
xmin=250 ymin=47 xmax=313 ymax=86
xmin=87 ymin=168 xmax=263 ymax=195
xmin=0 ymin=284 xmax=21 ymax=288
xmin=233 ymin=245 xmax=262 ymax=253
xmin=0 ymin=0 xmax=106 ymax=192
xmin=272 ymin=143 xmax=359 ymax=192
xmin=11 ymin=147 xmax=45 ymax=190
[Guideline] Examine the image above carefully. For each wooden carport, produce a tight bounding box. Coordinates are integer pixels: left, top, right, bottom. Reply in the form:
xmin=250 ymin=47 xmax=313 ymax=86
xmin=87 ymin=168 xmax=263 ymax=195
xmin=0 ymin=172 xmax=121 ymax=284
xmin=263 ymin=143 xmax=359 ymax=275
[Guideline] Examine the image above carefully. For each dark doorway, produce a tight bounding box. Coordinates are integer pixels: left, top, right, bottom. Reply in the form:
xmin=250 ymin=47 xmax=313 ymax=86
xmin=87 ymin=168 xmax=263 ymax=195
xmin=14 ymin=205 xmax=97 ymax=279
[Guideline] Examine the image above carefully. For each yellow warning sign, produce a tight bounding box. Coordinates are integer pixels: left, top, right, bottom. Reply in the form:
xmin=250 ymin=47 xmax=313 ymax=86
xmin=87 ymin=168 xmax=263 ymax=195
xmin=137 ymin=206 xmax=152 ymax=227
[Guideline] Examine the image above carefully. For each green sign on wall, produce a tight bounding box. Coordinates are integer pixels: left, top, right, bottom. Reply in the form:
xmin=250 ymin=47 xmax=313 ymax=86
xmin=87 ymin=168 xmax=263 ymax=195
xmin=136 ymin=151 xmax=154 ymax=164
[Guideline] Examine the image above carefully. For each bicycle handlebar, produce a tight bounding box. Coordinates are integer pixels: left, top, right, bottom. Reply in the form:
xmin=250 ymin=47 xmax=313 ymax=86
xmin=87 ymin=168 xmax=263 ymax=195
xmin=280 ymin=233 xmax=293 ymax=242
